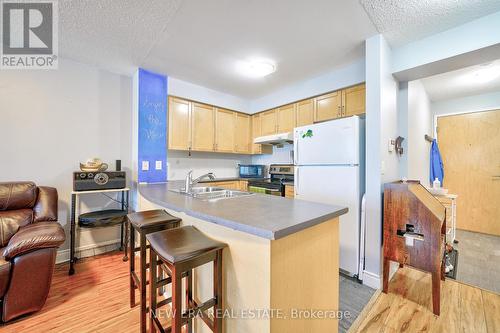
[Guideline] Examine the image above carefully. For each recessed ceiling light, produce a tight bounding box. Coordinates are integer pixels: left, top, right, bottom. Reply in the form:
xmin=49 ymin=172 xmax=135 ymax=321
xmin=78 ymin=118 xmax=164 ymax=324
xmin=237 ymin=60 xmax=276 ymax=78
xmin=466 ymin=63 xmax=500 ymax=84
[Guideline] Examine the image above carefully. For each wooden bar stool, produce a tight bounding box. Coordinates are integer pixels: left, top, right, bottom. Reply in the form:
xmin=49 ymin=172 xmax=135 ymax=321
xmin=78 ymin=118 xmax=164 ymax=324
xmin=147 ymin=226 xmax=227 ymax=333
xmin=127 ymin=209 xmax=181 ymax=333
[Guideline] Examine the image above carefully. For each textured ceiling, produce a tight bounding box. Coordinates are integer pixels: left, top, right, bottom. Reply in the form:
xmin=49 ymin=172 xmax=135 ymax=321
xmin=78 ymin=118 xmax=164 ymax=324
xmin=58 ymin=0 xmax=377 ymax=99
xmin=360 ymin=0 xmax=500 ymax=47
xmin=421 ymin=59 xmax=500 ymax=101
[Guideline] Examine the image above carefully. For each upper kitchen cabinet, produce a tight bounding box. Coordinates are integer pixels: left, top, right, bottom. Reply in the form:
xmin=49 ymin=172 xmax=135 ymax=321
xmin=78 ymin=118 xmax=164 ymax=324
xmin=191 ymin=102 xmax=215 ymax=152
xmin=342 ymin=84 xmax=365 ymax=117
xmin=215 ymin=108 xmax=236 ymax=153
xmin=296 ymin=99 xmax=314 ymax=127
xmin=277 ymin=104 xmax=296 ymax=133
xmin=314 ymin=90 xmax=342 ymax=122
xmin=260 ymin=109 xmax=278 ymax=135
xmin=168 ymin=97 xmax=191 ymax=150
xmin=235 ymin=113 xmax=251 ymax=153
xmin=251 ymin=114 xmax=273 ymax=154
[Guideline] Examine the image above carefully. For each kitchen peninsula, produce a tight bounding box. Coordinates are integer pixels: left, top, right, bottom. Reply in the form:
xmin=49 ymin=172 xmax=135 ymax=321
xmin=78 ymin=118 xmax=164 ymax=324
xmin=138 ymin=181 xmax=348 ymax=333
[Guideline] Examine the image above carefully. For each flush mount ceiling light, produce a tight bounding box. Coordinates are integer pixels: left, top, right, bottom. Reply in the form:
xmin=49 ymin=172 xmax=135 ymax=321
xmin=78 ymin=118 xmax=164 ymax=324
xmin=465 ymin=63 xmax=500 ymax=84
xmin=237 ymin=60 xmax=276 ymax=78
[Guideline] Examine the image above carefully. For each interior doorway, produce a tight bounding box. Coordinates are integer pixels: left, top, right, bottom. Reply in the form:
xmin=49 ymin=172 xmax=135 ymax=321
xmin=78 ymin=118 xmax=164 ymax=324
xmin=436 ymin=109 xmax=500 ymax=292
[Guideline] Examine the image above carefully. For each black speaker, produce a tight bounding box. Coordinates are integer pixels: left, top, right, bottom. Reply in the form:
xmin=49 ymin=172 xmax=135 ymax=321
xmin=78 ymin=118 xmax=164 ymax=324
xmin=116 ymin=159 xmax=121 ymax=171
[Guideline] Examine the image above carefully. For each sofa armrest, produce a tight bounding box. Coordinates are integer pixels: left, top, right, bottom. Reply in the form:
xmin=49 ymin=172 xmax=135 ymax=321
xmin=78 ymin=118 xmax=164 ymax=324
xmin=4 ymin=222 xmax=65 ymax=260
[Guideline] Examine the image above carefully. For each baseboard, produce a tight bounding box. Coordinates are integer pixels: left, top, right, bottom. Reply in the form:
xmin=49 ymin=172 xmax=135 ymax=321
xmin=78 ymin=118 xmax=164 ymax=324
xmin=56 ymin=238 xmax=122 ymax=264
xmin=362 ymin=270 xmax=381 ymax=289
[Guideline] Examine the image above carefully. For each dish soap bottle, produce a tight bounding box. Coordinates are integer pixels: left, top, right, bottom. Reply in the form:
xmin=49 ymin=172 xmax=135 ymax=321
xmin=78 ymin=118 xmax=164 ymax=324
xmin=433 ymin=178 xmax=441 ymax=189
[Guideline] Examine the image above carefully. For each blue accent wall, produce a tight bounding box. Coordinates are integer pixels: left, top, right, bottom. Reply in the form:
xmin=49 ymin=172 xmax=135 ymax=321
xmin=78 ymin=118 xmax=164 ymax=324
xmin=138 ymin=69 xmax=167 ymax=183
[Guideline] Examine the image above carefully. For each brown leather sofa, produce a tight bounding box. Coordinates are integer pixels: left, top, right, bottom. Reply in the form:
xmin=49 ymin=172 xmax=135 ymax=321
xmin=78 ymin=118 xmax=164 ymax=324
xmin=0 ymin=182 xmax=65 ymax=322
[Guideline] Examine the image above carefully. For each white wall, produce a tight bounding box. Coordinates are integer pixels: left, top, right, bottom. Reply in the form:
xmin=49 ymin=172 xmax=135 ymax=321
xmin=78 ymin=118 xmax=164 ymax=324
xmin=249 ymin=59 xmax=365 ymax=113
xmin=364 ymin=34 xmax=400 ymax=289
xmin=406 ymin=80 xmax=433 ymax=186
xmin=168 ymin=76 xmax=250 ymax=112
xmin=0 ymin=58 xmax=133 ymax=254
xmin=432 ymin=90 xmax=500 ymax=117
xmin=167 ymin=150 xmax=252 ymax=180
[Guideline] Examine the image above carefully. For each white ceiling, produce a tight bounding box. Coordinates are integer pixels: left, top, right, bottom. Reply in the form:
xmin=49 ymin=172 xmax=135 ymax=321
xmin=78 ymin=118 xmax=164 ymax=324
xmin=361 ymin=0 xmax=500 ymax=47
xmin=421 ymin=60 xmax=500 ymax=101
xmin=59 ymin=0 xmax=377 ymax=99
xmin=58 ymin=1 xmax=500 ymax=100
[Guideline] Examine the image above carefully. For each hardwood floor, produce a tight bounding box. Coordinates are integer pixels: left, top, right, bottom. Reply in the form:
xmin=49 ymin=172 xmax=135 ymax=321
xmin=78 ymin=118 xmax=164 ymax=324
xmin=350 ymin=266 xmax=500 ymax=333
xmin=1 ymin=251 xmax=143 ymax=333
xmin=2 ymin=252 xmax=499 ymax=333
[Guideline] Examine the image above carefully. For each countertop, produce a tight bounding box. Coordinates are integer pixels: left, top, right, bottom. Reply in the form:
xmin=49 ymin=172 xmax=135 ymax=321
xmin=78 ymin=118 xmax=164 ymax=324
xmin=139 ymin=181 xmax=347 ymax=240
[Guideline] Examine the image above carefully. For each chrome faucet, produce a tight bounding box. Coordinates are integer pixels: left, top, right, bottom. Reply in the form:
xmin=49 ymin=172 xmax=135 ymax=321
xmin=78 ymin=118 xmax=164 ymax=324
xmin=184 ymin=170 xmax=216 ymax=193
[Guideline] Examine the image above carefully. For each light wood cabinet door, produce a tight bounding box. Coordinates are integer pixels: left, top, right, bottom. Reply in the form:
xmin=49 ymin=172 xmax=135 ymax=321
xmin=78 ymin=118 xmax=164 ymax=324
xmin=168 ymin=97 xmax=191 ymax=150
xmin=296 ymin=99 xmax=314 ymax=127
xmin=343 ymin=84 xmax=365 ymax=117
xmin=215 ymin=108 xmax=235 ymax=153
xmin=285 ymin=185 xmax=295 ymax=198
xmin=277 ymin=104 xmax=296 ymax=133
xmin=191 ymin=102 xmax=215 ymax=151
xmin=251 ymin=114 xmax=262 ymax=154
xmin=216 ymin=181 xmax=240 ymax=190
xmin=239 ymin=180 xmax=248 ymax=191
xmin=314 ymin=91 xmax=342 ymax=122
xmin=235 ymin=113 xmax=251 ymax=153
xmin=261 ymin=109 xmax=278 ymax=136
xmin=251 ymin=114 xmax=272 ymax=155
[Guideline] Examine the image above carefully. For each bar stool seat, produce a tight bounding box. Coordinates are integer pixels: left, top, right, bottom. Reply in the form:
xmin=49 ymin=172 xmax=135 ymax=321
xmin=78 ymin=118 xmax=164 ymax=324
xmin=127 ymin=209 xmax=181 ymax=333
xmin=147 ymin=226 xmax=226 ymax=263
xmin=147 ymin=226 xmax=227 ymax=333
xmin=128 ymin=209 xmax=180 ymax=230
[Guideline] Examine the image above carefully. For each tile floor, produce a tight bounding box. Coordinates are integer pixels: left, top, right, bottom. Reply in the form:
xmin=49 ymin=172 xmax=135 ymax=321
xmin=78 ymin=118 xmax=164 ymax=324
xmin=339 ymin=275 xmax=376 ymax=333
xmin=453 ymin=229 xmax=500 ymax=293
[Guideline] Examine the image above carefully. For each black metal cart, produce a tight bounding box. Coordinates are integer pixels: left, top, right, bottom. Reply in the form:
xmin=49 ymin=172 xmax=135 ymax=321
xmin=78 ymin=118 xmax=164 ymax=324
xmin=69 ymin=187 xmax=130 ymax=275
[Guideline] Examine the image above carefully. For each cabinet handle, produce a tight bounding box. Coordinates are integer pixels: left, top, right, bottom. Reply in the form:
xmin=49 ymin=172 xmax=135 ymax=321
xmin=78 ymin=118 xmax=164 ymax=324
xmin=337 ymin=106 xmax=341 ymax=117
xmin=342 ymin=105 xmax=346 ymax=116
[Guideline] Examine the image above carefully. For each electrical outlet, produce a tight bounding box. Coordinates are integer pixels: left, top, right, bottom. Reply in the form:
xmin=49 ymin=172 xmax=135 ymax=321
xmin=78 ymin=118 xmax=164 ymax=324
xmin=155 ymin=160 xmax=162 ymax=170
xmin=142 ymin=161 xmax=149 ymax=171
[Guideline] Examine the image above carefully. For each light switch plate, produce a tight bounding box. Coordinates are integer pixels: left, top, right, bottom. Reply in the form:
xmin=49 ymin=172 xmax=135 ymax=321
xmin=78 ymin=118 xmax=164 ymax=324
xmin=155 ymin=160 xmax=162 ymax=170
xmin=142 ymin=161 xmax=149 ymax=171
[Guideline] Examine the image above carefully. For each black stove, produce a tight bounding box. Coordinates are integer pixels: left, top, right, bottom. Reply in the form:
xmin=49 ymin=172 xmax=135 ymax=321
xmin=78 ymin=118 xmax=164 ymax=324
xmin=247 ymin=164 xmax=294 ymax=196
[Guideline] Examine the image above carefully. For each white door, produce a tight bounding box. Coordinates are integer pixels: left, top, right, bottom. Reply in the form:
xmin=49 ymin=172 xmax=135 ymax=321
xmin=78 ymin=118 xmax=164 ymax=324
xmin=294 ymin=116 xmax=359 ymax=166
xmin=295 ymin=165 xmax=361 ymax=276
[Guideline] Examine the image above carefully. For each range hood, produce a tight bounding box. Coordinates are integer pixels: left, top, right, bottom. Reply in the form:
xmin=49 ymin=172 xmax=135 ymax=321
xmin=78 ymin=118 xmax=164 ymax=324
xmin=253 ymin=132 xmax=293 ymax=145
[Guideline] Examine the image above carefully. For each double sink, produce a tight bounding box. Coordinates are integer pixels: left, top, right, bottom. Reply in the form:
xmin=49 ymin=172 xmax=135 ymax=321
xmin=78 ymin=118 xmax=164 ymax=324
xmin=171 ymin=186 xmax=254 ymax=202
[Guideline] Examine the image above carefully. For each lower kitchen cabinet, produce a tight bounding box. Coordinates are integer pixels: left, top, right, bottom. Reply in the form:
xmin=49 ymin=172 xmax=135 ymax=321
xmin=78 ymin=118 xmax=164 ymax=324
xmin=285 ymin=185 xmax=295 ymax=199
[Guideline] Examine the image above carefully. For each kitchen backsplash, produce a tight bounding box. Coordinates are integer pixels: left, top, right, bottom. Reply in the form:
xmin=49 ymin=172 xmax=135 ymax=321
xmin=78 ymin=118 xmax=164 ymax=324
xmin=167 ymin=150 xmax=252 ymax=180
xmin=251 ymin=144 xmax=294 ymax=166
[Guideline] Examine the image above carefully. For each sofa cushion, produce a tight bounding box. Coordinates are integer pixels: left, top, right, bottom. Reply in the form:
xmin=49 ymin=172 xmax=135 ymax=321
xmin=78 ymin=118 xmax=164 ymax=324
xmin=33 ymin=187 xmax=58 ymax=222
xmin=0 ymin=255 xmax=10 ymax=298
xmin=0 ymin=182 xmax=37 ymax=211
xmin=0 ymin=209 xmax=33 ymax=247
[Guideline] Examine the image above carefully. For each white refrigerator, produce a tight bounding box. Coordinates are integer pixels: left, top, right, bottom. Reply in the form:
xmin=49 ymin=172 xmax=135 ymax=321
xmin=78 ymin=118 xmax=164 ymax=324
xmin=294 ymin=116 xmax=365 ymax=278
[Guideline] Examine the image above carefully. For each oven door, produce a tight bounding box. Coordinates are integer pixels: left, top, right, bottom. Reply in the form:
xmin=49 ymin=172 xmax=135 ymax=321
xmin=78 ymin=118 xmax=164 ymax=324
xmin=248 ymin=186 xmax=282 ymax=196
